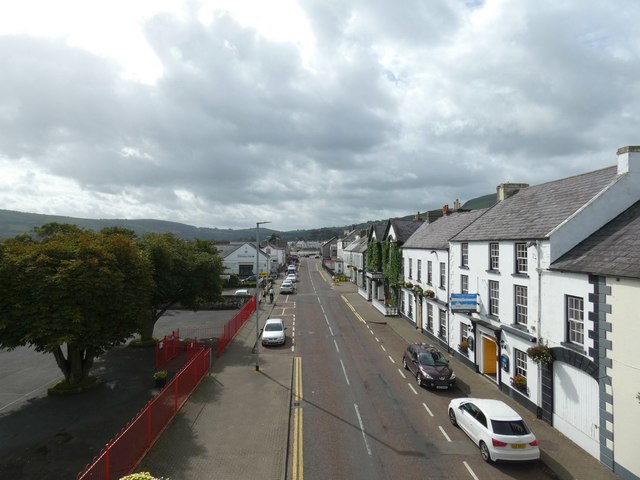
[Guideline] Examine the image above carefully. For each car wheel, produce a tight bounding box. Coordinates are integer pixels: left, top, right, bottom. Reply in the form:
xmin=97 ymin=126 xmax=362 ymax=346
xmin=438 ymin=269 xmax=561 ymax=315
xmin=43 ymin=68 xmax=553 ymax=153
xmin=448 ymin=408 xmax=458 ymax=427
xmin=416 ymin=372 xmax=423 ymax=387
xmin=402 ymin=357 xmax=408 ymax=370
xmin=479 ymin=441 xmax=492 ymax=463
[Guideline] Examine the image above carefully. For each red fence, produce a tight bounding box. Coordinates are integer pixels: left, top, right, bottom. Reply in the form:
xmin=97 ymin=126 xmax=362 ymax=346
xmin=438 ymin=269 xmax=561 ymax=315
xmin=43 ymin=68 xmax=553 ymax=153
xmin=76 ymin=347 xmax=211 ymax=480
xmin=217 ymin=296 xmax=256 ymax=356
xmin=154 ymin=330 xmax=180 ymax=370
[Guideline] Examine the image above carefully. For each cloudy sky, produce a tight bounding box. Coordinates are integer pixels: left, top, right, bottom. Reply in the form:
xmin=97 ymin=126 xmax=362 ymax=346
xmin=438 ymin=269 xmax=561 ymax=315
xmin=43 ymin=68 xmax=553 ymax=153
xmin=1 ymin=1 xmax=639 ymax=231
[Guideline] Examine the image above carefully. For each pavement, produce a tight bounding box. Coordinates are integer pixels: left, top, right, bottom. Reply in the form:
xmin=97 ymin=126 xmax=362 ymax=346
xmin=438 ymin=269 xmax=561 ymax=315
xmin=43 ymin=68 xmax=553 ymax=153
xmin=134 ymin=279 xmax=621 ymax=480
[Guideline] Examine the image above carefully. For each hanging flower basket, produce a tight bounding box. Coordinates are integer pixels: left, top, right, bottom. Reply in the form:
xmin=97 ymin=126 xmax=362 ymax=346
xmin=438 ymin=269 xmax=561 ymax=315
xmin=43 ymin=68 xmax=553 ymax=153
xmin=527 ymin=345 xmax=554 ymax=366
xmin=424 ymin=289 xmax=435 ymax=298
xmin=413 ymin=286 xmax=423 ymax=296
xmin=404 ymin=281 xmax=414 ymax=289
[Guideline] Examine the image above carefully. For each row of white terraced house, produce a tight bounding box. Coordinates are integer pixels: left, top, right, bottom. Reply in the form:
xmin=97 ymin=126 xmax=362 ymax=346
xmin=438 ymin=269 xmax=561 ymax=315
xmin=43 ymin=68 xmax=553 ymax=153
xmin=343 ymin=146 xmax=640 ymax=480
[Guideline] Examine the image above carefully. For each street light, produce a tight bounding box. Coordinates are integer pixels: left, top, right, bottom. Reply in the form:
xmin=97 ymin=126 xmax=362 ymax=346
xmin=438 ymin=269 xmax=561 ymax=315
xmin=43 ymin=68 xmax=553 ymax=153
xmin=255 ymin=221 xmax=271 ymax=371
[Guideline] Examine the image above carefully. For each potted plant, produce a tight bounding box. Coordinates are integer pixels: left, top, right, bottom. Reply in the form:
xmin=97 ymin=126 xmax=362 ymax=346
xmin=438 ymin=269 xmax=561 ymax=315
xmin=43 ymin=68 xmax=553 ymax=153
xmin=511 ymin=374 xmax=527 ymax=392
xmin=458 ymin=339 xmax=469 ymax=355
xmin=527 ymin=344 xmax=554 ymax=366
xmin=153 ymin=370 xmax=168 ymax=388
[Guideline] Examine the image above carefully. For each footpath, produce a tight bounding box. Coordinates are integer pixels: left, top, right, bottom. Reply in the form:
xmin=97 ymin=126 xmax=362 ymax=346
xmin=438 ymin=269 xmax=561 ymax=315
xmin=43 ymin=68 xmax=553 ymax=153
xmin=136 ymin=279 xmax=621 ymax=480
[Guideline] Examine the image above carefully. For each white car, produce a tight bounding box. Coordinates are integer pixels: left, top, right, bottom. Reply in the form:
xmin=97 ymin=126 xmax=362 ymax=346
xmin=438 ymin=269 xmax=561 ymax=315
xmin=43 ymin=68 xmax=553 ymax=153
xmin=234 ymin=289 xmax=249 ymax=296
xmin=261 ymin=318 xmax=286 ymax=346
xmin=286 ymin=273 xmax=298 ymax=283
xmin=448 ymin=398 xmax=540 ymax=463
xmin=280 ymin=280 xmax=295 ymax=294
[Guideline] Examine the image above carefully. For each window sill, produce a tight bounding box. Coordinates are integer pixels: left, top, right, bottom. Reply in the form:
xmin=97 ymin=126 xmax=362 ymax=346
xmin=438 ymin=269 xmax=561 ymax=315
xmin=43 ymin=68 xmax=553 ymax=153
xmin=485 ymin=269 xmax=501 ymax=275
xmin=512 ymin=272 xmax=530 ymax=279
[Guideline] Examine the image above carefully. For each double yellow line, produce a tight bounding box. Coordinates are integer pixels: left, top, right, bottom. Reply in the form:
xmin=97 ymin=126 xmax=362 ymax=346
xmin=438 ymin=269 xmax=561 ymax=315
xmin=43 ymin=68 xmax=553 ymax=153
xmin=292 ymin=356 xmax=303 ymax=480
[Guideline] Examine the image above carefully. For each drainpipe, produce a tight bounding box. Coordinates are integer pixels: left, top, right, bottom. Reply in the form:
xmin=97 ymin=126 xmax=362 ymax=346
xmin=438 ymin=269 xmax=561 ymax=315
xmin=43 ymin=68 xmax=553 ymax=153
xmin=536 ymin=240 xmax=543 ymax=418
xmin=446 ymin=249 xmax=451 ymax=354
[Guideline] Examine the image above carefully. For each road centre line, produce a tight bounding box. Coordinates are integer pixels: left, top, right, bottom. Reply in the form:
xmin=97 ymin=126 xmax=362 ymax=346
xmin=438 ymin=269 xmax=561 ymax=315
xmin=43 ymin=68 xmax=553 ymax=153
xmin=340 ymin=359 xmax=350 ymax=385
xmin=463 ymin=461 xmax=479 ymax=480
xmin=328 ymin=326 xmax=334 ymax=336
xmin=388 ymin=355 xmax=395 ymax=364
xmin=354 ymin=403 xmax=372 ymax=456
xmin=439 ymin=425 xmax=451 ymax=442
xmin=398 ymin=369 xmax=406 ymax=379
xmin=375 ymin=337 xmax=380 ymax=342
xmin=408 ymin=384 xmax=418 ymax=395
xmin=380 ymin=345 xmax=387 ymax=352
xmin=334 ymin=339 xmax=340 ymax=353
xmin=422 ymin=402 xmax=434 ymax=417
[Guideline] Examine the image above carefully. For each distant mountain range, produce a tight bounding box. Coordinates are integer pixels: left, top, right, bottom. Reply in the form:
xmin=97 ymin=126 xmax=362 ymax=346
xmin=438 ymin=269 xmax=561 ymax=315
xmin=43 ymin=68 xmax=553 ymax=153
xmin=0 ymin=195 xmax=496 ymax=242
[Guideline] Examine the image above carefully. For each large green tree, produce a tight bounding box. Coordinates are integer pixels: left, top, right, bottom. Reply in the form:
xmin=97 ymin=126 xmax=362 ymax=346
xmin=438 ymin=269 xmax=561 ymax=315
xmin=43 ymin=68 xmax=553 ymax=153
xmin=0 ymin=223 xmax=153 ymax=387
xmin=138 ymin=233 xmax=224 ymax=341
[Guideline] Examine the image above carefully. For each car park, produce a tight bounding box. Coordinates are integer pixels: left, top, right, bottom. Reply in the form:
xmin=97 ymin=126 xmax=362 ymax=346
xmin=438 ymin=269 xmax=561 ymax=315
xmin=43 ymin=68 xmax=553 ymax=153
xmin=261 ymin=318 xmax=286 ymax=346
xmin=402 ymin=343 xmax=456 ymax=389
xmin=280 ymin=281 xmax=295 ymax=294
xmin=448 ymin=398 xmax=540 ymax=462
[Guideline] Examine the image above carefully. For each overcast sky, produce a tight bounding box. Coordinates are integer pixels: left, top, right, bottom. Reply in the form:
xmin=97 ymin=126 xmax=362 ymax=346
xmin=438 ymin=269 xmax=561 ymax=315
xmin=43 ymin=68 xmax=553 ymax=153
xmin=1 ymin=1 xmax=639 ymax=232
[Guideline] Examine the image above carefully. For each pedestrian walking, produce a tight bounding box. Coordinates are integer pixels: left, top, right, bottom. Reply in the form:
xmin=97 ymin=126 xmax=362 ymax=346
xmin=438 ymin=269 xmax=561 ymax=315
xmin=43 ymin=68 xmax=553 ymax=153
xmin=262 ymin=287 xmax=267 ymax=303
xmin=269 ymin=286 xmax=274 ymax=304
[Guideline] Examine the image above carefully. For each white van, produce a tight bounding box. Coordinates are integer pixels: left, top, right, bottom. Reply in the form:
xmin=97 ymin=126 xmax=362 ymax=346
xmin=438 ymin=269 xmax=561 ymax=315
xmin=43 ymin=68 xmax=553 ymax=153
xmin=287 ymin=265 xmax=297 ymax=274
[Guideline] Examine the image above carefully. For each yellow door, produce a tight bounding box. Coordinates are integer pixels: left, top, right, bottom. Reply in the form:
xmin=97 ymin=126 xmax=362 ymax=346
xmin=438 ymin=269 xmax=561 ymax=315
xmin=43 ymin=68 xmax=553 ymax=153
xmin=482 ymin=337 xmax=497 ymax=374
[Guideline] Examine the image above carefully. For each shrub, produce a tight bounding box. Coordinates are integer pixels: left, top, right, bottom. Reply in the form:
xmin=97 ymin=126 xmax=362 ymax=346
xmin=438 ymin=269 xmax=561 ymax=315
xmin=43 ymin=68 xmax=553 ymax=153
xmin=527 ymin=344 xmax=553 ymax=366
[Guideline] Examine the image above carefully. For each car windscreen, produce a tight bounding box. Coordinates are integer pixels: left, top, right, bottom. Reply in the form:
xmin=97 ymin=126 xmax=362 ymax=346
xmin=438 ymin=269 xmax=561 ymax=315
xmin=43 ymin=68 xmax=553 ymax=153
xmin=418 ymin=351 xmax=448 ymax=366
xmin=491 ymin=419 xmax=530 ymax=435
xmin=265 ymin=323 xmax=283 ymax=331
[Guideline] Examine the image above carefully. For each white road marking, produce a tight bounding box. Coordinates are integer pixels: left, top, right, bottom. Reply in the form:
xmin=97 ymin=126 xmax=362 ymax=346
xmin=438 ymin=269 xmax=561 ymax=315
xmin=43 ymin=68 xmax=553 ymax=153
xmin=422 ymin=402 xmax=434 ymax=417
xmin=380 ymin=345 xmax=387 ymax=352
xmin=340 ymin=359 xmax=350 ymax=385
xmin=439 ymin=425 xmax=451 ymax=442
xmin=334 ymin=339 xmax=340 ymax=353
xmin=398 ymin=369 xmax=406 ymax=379
xmin=463 ymin=461 xmax=479 ymax=480
xmin=388 ymin=355 xmax=396 ymax=364
xmin=354 ymin=403 xmax=372 ymax=456
xmin=408 ymin=383 xmax=418 ymax=395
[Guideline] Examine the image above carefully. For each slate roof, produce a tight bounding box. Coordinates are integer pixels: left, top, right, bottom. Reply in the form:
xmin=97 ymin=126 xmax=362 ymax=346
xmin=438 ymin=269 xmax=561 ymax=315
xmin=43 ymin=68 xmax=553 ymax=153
xmin=452 ymin=166 xmax=618 ymax=241
xmin=388 ymin=218 xmax=423 ymax=243
xmin=550 ymin=200 xmax=640 ymax=278
xmin=215 ymin=243 xmax=243 ymax=258
xmin=403 ymin=210 xmax=488 ymax=250
xmin=347 ymin=236 xmax=368 ymax=253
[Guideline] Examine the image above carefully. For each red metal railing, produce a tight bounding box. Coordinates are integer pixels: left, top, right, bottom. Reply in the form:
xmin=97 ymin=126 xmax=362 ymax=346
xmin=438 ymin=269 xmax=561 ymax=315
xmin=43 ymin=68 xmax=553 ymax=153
xmin=155 ymin=330 xmax=180 ymax=370
xmin=76 ymin=347 xmax=211 ymax=480
xmin=217 ymin=296 xmax=256 ymax=356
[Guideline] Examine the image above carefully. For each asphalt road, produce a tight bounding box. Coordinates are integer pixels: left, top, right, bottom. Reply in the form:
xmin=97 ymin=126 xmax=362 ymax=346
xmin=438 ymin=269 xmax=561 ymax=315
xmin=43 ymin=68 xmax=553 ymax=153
xmin=288 ymin=258 xmax=553 ymax=480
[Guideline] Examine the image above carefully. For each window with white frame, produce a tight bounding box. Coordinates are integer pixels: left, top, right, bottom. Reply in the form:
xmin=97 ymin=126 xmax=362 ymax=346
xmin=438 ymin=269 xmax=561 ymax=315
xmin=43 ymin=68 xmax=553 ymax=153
xmin=460 ymin=323 xmax=469 ymax=343
xmin=407 ymin=292 xmax=413 ymax=317
xmin=514 ymin=285 xmax=528 ymax=325
xmin=417 ymin=259 xmax=422 ymax=282
xmin=461 ymin=274 xmax=469 ymax=294
xmin=489 ymin=280 xmax=499 ymax=316
xmin=514 ymin=348 xmax=527 ymax=379
xmin=427 ymin=304 xmax=433 ymax=331
xmin=567 ymin=295 xmax=584 ymax=345
xmin=489 ymin=242 xmax=499 ymax=271
xmin=515 ymin=243 xmax=528 ymax=274
xmin=408 ymin=258 xmax=413 ymax=279
xmin=439 ymin=262 xmax=445 ymax=288
xmin=461 ymin=243 xmax=469 ymax=267
xmin=439 ymin=309 xmax=446 ymax=338
xmin=427 ymin=261 xmax=433 ymax=284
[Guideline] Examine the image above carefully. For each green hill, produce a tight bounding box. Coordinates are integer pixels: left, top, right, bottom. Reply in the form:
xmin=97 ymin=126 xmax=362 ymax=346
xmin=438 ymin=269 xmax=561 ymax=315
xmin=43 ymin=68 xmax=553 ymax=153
xmin=0 ymin=193 xmax=494 ymax=242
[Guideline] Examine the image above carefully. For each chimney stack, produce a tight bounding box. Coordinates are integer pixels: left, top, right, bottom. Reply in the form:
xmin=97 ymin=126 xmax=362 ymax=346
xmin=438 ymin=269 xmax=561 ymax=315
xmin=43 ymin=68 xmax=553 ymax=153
xmin=617 ymin=146 xmax=640 ymax=174
xmin=415 ymin=211 xmax=421 ymax=221
xmin=496 ymin=183 xmax=529 ymax=202
xmin=454 ymin=199 xmax=461 ymax=211
xmin=442 ymin=204 xmax=449 ymax=215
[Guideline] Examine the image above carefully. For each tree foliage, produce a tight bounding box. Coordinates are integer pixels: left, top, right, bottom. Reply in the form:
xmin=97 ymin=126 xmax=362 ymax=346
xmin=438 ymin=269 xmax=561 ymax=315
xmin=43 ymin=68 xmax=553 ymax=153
xmin=0 ymin=223 xmax=153 ymax=386
xmin=137 ymin=233 xmax=224 ymax=340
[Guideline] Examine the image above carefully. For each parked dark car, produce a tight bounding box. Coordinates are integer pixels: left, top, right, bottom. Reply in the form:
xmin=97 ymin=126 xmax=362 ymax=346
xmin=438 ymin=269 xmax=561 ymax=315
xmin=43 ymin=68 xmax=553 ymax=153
xmin=402 ymin=343 xmax=456 ymax=389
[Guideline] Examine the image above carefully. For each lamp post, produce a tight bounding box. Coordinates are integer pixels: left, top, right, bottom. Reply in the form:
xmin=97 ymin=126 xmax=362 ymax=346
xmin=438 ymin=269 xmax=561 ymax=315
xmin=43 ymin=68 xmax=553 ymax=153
xmin=255 ymin=221 xmax=271 ymax=371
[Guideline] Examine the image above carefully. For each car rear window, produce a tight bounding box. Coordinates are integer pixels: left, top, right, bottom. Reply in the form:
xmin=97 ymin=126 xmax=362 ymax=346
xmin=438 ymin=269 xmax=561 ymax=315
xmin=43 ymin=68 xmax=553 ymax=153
xmin=491 ymin=420 xmax=530 ymax=435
